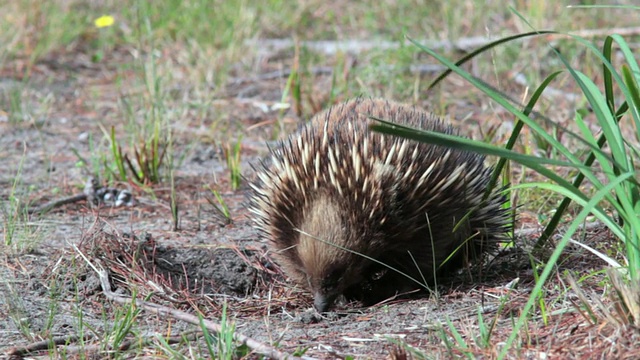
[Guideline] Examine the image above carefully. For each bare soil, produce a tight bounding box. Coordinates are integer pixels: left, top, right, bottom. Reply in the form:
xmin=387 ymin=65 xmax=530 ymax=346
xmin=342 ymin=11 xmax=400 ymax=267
xmin=1 ymin=45 xmax=637 ymax=360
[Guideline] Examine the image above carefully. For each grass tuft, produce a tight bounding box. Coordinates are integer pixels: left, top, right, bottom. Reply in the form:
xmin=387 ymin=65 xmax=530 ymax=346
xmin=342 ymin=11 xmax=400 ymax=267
xmin=373 ymin=15 xmax=640 ymax=357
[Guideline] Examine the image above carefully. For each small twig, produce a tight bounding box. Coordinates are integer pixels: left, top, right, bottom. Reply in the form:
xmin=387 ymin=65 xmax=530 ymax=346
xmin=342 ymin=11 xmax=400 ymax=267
xmin=26 ymin=193 xmax=88 ymax=215
xmin=27 ymin=177 xmax=98 ymax=215
xmin=3 ymin=332 xmax=203 ymax=358
xmin=26 ymin=177 xmax=134 ymax=215
xmin=73 ymin=245 xmax=312 ymax=360
xmin=4 ymin=335 xmax=93 ymax=357
xmin=64 ymin=332 xmax=202 ymax=356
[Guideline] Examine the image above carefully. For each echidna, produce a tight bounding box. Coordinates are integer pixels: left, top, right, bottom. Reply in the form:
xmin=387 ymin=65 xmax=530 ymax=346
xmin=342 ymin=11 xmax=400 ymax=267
xmin=250 ymin=98 xmax=511 ymax=312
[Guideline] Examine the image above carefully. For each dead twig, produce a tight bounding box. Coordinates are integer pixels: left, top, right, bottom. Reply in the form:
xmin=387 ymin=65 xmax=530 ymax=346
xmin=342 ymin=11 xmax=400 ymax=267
xmin=26 ymin=177 xmax=134 ymax=215
xmin=3 ymin=332 xmax=202 ymax=358
xmin=64 ymin=332 xmax=201 ymax=357
xmin=4 ymin=335 xmax=93 ymax=357
xmin=26 ymin=193 xmax=87 ymax=215
xmin=73 ymin=245 xmax=313 ymax=360
xmin=26 ymin=177 xmax=98 ymax=215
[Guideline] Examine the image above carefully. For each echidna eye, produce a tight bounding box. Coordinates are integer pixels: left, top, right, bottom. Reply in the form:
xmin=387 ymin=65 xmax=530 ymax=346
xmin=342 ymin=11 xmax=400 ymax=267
xmin=323 ymin=268 xmax=343 ymax=290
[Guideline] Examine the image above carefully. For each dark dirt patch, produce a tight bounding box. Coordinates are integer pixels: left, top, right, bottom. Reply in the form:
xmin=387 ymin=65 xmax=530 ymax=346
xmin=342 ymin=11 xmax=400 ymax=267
xmin=154 ymin=245 xmax=260 ymax=296
xmin=71 ymin=226 xmax=275 ymax=302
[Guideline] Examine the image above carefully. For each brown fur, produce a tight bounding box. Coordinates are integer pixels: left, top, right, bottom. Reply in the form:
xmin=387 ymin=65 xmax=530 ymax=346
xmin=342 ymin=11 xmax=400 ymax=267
xmin=250 ymin=98 xmax=511 ymax=311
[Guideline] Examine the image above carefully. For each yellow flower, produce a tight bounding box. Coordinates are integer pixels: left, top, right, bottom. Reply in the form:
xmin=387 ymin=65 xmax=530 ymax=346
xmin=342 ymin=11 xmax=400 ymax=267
xmin=94 ymin=15 xmax=115 ymax=28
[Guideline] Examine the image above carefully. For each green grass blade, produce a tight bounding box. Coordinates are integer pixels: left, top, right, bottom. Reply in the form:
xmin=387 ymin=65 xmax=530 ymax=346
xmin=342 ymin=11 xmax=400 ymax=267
xmin=602 ymin=36 xmax=615 ymax=113
xmin=370 ymin=120 xmax=603 ymax=209
xmin=622 ymin=65 xmax=640 ymax=121
xmin=408 ymin=36 xmax=614 ymax=177
xmin=370 ymin=119 xmax=582 ymax=170
xmin=426 ymin=31 xmax=557 ymax=91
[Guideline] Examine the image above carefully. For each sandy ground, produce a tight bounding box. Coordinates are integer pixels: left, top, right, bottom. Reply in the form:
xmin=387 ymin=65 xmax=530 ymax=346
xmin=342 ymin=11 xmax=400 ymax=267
xmin=1 ymin=48 xmax=636 ymax=359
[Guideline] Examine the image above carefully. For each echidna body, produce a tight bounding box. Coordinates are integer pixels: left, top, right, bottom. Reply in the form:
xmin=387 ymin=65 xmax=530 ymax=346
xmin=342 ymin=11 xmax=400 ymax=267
xmin=250 ymin=98 xmax=510 ymax=312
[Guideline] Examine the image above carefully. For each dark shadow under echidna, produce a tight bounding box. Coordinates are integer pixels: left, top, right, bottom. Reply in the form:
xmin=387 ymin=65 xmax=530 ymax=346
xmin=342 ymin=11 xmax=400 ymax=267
xmin=250 ymin=98 xmax=511 ymax=312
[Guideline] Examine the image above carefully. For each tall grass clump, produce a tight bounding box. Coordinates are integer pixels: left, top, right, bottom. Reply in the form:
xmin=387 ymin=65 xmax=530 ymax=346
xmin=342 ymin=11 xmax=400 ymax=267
xmin=372 ymin=22 xmax=640 ymax=358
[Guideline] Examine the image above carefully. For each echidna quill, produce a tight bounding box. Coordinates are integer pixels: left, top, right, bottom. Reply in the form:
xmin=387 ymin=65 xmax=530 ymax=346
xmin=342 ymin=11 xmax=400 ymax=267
xmin=250 ymin=98 xmax=511 ymax=312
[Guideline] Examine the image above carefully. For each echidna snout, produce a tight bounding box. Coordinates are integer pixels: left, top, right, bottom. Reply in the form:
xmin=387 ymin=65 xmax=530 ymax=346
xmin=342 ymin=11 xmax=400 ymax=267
xmin=295 ymin=193 xmax=372 ymax=312
xmin=250 ymin=98 xmax=511 ymax=311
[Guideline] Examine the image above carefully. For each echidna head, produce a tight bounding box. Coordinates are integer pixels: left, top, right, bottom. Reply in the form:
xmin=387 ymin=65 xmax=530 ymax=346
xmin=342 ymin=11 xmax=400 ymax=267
xmin=301 ymin=243 xmax=369 ymax=313
xmin=295 ymin=194 xmax=371 ymax=312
